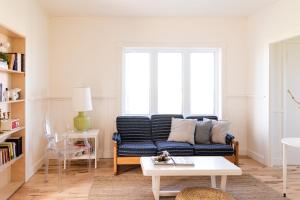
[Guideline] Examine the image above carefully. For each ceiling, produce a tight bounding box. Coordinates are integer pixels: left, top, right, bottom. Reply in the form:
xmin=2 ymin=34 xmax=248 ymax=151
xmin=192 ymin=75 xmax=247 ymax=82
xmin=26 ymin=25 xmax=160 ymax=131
xmin=37 ymin=0 xmax=278 ymax=17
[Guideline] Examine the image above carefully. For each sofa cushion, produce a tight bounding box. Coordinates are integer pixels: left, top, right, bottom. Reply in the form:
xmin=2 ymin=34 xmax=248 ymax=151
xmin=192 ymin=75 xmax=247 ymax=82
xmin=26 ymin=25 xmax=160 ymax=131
xmin=186 ymin=115 xmax=218 ymax=121
xmin=117 ymin=116 xmax=151 ymax=142
xmin=155 ymin=141 xmax=194 ymax=156
xmin=168 ymin=118 xmax=197 ymax=144
xmin=151 ymin=114 xmax=183 ymax=141
xmin=193 ymin=144 xmax=234 ymax=156
xmin=118 ymin=142 xmax=157 ymax=157
xmin=195 ymin=120 xmax=213 ymax=144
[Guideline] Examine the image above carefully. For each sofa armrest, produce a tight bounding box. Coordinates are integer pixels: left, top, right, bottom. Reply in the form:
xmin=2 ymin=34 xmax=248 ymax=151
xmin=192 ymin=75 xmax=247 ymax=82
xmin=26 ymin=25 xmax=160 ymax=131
xmin=112 ymin=132 xmax=121 ymax=144
xmin=226 ymin=133 xmax=235 ymax=145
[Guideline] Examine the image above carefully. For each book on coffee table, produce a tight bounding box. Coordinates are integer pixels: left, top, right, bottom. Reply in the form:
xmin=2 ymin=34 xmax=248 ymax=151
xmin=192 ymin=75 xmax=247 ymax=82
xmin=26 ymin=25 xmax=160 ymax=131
xmin=152 ymin=156 xmax=194 ymax=166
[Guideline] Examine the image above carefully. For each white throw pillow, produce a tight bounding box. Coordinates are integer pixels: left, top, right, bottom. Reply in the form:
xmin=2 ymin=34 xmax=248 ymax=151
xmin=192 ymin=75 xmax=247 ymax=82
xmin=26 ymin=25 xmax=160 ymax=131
xmin=168 ymin=118 xmax=197 ymax=144
xmin=204 ymin=118 xmax=231 ymax=144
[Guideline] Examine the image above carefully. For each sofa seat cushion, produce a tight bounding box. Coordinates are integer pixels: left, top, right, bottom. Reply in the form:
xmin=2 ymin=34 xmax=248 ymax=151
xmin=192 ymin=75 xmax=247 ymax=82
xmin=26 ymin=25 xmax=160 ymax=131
xmin=118 ymin=142 xmax=157 ymax=157
xmin=155 ymin=141 xmax=194 ymax=156
xmin=193 ymin=144 xmax=234 ymax=156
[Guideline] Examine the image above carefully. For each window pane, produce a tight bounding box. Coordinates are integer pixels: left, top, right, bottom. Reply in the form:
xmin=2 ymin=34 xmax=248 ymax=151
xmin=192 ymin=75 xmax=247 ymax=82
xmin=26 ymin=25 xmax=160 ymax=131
xmin=190 ymin=52 xmax=215 ymax=114
xmin=157 ymin=53 xmax=182 ymax=114
xmin=124 ymin=53 xmax=150 ymax=114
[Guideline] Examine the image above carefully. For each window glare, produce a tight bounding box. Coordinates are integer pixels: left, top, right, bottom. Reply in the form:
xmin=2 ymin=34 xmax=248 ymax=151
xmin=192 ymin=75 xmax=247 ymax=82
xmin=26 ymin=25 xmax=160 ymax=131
xmin=157 ymin=53 xmax=182 ymax=114
xmin=124 ymin=53 xmax=150 ymax=114
xmin=123 ymin=49 xmax=219 ymax=116
xmin=190 ymin=52 xmax=215 ymax=114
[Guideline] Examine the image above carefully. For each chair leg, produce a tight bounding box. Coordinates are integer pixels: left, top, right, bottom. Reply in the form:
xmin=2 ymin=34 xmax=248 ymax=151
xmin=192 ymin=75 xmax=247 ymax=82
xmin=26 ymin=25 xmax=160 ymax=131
xmin=113 ymin=143 xmax=118 ymax=175
xmin=44 ymin=151 xmax=49 ymax=183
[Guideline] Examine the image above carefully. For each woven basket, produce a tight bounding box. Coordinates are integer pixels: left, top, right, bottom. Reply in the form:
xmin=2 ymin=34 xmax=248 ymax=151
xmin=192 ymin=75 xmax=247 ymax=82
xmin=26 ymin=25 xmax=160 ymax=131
xmin=176 ymin=187 xmax=236 ymax=200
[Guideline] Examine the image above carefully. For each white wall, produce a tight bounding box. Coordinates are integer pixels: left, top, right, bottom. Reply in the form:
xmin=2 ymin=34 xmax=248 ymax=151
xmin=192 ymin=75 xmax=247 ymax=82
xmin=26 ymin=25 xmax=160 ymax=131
xmin=0 ymin=0 xmax=49 ymax=179
xmin=49 ymin=17 xmax=248 ymax=158
xmin=247 ymin=0 xmax=300 ymax=165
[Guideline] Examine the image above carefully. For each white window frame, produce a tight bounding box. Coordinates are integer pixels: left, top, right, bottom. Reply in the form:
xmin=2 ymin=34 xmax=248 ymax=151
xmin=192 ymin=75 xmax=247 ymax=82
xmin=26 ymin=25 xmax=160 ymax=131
xmin=122 ymin=47 xmax=221 ymax=116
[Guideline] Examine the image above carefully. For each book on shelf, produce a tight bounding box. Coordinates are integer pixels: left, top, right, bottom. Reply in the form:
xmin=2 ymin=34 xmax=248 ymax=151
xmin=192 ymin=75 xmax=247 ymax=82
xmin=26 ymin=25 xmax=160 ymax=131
xmin=6 ymin=53 xmax=24 ymax=72
xmin=0 ymin=137 xmax=22 ymax=166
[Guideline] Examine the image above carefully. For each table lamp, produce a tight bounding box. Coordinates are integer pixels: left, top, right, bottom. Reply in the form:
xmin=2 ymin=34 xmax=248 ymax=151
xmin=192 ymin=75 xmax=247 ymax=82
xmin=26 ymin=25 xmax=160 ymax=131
xmin=72 ymin=87 xmax=93 ymax=131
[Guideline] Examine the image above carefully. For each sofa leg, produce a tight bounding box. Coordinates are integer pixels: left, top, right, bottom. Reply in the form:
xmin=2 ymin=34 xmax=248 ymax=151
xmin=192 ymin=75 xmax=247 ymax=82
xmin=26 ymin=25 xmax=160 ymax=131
xmin=113 ymin=142 xmax=118 ymax=175
xmin=234 ymin=140 xmax=239 ymax=165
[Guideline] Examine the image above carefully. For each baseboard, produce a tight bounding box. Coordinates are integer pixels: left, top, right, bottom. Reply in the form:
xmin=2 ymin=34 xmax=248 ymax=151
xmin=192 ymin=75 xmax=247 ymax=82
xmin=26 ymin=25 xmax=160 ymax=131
xmin=271 ymin=157 xmax=282 ymax=166
xmin=247 ymin=149 xmax=265 ymax=164
xmin=26 ymin=155 xmax=45 ymax=181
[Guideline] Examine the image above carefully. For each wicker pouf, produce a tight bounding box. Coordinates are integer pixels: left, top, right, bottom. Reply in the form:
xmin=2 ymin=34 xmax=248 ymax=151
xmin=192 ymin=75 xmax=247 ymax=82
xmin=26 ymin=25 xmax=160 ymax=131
xmin=176 ymin=188 xmax=236 ymax=200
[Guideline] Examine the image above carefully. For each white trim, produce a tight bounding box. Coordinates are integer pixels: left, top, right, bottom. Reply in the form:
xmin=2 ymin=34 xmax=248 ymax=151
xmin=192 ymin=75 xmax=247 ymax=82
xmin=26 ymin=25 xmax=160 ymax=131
xmin=122 ymin=47 xmax=221 ymax=116
xmin=26 ymin=154 xmax=45 ymax=181
xmin=247 ymin=149 xmax=265 ymax=164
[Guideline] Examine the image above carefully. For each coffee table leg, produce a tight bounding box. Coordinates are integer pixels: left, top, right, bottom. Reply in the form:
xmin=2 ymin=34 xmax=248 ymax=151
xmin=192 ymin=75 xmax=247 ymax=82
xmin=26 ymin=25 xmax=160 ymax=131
xmin=152 ymin=176 xmax=160 ymax=200
xmin=220 ymin=175 xmax=227 ymax=191
xmin=211 ymin=176 xmax=216 ymax=188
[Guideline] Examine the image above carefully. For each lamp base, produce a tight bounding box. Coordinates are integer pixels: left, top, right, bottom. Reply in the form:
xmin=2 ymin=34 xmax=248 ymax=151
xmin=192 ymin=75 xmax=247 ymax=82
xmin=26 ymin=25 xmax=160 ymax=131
xmin=73 ymin=112 xmax=91 ymax=132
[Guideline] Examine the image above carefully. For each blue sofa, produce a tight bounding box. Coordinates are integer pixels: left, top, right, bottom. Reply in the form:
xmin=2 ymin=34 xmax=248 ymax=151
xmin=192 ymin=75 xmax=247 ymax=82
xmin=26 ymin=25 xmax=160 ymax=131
xmin=112 ymin=114 xmax=239 ymax=175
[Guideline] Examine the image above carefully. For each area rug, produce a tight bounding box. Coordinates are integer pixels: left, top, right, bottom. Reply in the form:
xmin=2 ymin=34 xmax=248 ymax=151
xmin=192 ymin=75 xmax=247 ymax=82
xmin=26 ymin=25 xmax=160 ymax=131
xmin=89 ymin=172 xmax=288 ymax=200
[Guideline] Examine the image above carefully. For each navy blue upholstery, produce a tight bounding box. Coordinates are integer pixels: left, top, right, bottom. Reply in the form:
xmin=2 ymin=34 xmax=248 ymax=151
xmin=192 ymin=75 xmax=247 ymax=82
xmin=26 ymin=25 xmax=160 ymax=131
xmin=226 ymin=133 xmax=235 ymax=145
xmin=155 ymin=141 xmax=194 ymax=156
xmin=151 ymin=114 xmax=183 ymax=141
xmin=116 ymin=116 xmax=151 ymax=142
xmin=193 ymin=144 xmax=234 ymax=156
xmin=118 ymin=142 xmax=157 ymax=157
xmin=112 ymin=132 xmax=121 ymax=144
xmin=185 ymin=115 xmax=218 ymax=121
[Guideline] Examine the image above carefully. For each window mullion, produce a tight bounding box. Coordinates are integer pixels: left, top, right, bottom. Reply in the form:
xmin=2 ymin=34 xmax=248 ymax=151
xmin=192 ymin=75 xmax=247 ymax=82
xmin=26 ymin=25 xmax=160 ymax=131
xmin=182 ymin=51 xmax=190 ymax=116
xmin=150 ymin=50 xmax=158 ymax=115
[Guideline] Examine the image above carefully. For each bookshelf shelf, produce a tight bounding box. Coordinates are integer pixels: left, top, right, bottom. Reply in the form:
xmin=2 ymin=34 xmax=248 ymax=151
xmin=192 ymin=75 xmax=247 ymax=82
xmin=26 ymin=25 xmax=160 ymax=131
xmin=0 ymin=181 xmax=24 ymax=200
xmin=0 ymin=127 xmax=25 ymax=145
xmin=0 ymin=99 xmax=25 ymax=104
xmin=0 ymin=24 xmax=26 ymax=200
xmin=0 ymin=68 xmax=25 ymax=74
xmin=0 ymin=154 xmax=23 ymax=172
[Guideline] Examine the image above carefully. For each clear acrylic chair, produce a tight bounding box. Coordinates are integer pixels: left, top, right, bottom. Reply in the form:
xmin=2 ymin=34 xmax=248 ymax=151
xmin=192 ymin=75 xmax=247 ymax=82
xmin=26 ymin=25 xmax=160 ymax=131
xmin=44 ymin=120 xmax=92 ymax=191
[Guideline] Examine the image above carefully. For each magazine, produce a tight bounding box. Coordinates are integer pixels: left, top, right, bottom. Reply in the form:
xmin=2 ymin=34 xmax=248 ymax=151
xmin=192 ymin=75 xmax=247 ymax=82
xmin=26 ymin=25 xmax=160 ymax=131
xmin=152 ymin=156 xmax=194 ymax=166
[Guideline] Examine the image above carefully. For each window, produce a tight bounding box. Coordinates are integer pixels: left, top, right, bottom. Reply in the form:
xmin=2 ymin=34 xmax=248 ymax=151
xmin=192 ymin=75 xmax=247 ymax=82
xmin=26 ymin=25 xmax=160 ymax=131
xmin=123 ymin=48 xmax=220 ymax=116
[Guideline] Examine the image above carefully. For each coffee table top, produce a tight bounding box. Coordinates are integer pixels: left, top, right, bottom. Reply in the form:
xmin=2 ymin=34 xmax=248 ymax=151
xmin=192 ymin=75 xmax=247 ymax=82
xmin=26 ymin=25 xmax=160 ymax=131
xmin=140 ymin=156 xmax=242 ymax=176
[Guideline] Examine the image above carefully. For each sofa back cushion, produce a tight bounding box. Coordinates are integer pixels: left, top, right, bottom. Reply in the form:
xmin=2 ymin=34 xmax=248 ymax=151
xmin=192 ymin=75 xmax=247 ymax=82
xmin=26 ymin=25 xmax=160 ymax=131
xmin=185 ymin=115 xmax=218 ymax=121
xmin=151 ymin=114 xmax=183 ymax=141
xmin=116 ymin=116 xmax=151 ymax=142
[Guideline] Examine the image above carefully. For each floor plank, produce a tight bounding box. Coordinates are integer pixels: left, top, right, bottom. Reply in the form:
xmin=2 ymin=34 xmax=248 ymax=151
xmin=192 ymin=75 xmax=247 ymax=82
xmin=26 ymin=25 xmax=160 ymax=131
xmin=8 ymin=157 xmax=300 ymax=200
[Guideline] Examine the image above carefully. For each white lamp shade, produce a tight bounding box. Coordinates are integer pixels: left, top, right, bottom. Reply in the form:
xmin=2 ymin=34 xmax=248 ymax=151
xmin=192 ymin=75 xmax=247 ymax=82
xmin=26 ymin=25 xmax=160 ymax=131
xmin=72 ymin=87 xmax=93 ymax=111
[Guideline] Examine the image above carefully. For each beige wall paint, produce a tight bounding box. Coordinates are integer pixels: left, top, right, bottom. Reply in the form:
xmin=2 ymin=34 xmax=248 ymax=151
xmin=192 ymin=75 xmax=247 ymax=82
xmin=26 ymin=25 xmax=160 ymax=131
xmin=247 ymin=0 xmax=300 ymax=165
xmin=49 ymin=17 xmax=248 ymax=158
xmin=0 ymin=0 xmax=49 ymax=180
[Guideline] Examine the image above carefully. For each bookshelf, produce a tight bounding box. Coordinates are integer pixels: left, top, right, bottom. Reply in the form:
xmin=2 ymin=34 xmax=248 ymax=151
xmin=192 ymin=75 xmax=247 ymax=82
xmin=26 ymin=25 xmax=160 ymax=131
xmin=0 ymin=25 xmax=25 ymax=200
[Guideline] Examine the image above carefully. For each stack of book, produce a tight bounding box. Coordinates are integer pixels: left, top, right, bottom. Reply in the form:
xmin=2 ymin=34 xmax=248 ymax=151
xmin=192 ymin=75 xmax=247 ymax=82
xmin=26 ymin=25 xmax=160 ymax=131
xmin=6 ymin=53 xmax=25 ymax=72
xmin=0 ymin=136 xmax=22 ymax=165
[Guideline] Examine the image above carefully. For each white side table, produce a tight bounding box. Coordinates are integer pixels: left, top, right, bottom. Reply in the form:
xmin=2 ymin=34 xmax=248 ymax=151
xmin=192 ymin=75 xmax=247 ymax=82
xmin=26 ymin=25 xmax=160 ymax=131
xmin=64 ymin=129 xmax=100 ymax=169
xmin=281 ymin=137 xmax=300 ymax=197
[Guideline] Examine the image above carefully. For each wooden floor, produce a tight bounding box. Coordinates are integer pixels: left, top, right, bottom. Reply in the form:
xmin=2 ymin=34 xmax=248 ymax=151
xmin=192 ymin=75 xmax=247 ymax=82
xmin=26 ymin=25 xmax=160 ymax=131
xmin=8 ymin=157 xmax=300 ymax=200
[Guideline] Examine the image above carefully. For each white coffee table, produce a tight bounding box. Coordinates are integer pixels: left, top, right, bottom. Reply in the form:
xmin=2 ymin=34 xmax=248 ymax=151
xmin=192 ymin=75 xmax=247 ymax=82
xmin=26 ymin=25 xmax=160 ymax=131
xmin=140 ymin=156 xmax=242 ymax=200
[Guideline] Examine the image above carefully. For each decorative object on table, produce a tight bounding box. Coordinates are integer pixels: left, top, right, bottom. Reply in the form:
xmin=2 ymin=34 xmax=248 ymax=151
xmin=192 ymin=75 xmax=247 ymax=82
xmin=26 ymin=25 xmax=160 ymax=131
xmin=155 ymin=151 xmax=170 ymax=162
xmin=1 ymin=117 xmax=20 ymax=131
xmin=8 ymin=88 xmax=21 ymax=101
xmin=152 ymin=151 xmax=194 ymax=166
xmin=72 ymin=87 xmax=93 ymax=131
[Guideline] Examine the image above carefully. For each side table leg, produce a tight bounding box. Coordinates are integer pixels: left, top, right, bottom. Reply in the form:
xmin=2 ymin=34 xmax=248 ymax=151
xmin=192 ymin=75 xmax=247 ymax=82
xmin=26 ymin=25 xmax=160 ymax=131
xmin=211 ymin=176 xmax=216 ymax=188
xmin=220 ymin=175 xmax=227 ymax=191
xmin=95 ymin=136 xmax=98 ymax=168
xmin=283 ymin=144 xmax=287 ymax=197
xmin=152 ymin=176 xmax=160 ymax=200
